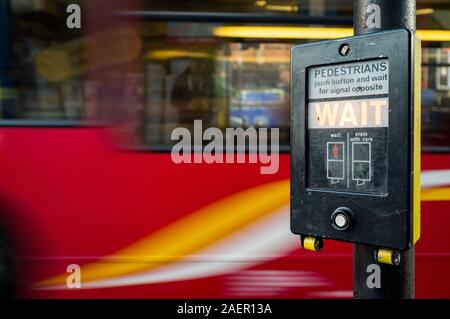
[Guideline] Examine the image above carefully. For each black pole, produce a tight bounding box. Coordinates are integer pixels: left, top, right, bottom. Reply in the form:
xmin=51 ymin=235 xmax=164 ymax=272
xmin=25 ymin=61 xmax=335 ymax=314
xmin=354 ymin=0 xmax=416 ymax=35
xmin=353 ymin=0 xmax=416 ymax=299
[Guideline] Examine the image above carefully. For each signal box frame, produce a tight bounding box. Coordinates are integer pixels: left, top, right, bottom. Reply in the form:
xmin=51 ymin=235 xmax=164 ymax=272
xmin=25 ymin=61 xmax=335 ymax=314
xmin=290 ymin=29 xmax=420 ymax=250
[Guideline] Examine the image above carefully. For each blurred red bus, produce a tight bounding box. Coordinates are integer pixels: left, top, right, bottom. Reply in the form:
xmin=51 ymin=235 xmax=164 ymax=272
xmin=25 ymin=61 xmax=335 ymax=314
xmin=0 ymin=1 xmax=450 ymax=299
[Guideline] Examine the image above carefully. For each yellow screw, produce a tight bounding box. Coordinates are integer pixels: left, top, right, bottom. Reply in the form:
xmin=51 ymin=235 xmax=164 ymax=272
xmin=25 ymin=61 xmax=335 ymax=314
xmin=376 ymin=248 xmax=401 ymax=266
xmin=302 ymin=236 xmax=323 ymax=252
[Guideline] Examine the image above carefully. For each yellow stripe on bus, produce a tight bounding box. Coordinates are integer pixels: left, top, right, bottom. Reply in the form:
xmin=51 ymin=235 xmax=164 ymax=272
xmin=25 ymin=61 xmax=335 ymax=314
xmin=422 ymin=187 xmax=450 ymax=202
xmin=36 ymin=179 xmax=290 ymax=288
xmin=35 ymin=179 xmax=450 ymax=289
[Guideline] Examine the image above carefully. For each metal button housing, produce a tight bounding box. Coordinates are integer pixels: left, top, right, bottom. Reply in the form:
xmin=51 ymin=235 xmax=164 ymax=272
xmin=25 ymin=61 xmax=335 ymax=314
xmin=331 ymin=207 xmax=354 ymax=231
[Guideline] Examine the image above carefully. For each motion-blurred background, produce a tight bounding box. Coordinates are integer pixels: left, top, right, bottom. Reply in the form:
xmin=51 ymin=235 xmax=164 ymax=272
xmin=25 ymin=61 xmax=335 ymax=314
xmin=0 ymin=0 xmax=449 ymax=299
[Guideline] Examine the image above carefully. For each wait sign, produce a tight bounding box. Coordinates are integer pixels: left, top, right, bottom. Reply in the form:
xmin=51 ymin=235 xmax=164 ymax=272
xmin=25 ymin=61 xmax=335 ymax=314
xmin=309 ymin=98 xmax=388 ymax=128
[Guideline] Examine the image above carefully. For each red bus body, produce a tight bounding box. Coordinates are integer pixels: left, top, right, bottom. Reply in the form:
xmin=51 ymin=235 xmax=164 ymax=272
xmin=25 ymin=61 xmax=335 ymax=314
xmin=0 ymin=127 xmax=449 ymax=298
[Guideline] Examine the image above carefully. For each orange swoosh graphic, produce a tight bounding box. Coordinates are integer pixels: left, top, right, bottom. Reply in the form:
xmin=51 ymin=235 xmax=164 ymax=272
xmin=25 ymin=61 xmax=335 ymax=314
xmin=36 ymin=178 xmax=450 ymax=289
xmin=422 ymin=187 xmax=450 ymax=202
xmin=36 ymin=179 xmax=290 ymax=288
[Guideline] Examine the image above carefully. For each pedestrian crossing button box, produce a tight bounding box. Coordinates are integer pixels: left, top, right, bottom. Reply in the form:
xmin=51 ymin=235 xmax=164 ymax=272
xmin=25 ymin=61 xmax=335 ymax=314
xmin=290 ymin=29 xmax=421 ymax=250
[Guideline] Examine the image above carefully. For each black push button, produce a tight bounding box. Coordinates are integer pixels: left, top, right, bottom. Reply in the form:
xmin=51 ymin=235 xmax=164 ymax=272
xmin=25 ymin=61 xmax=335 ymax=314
xmin=331 ymin=207 xmax=354 ymax=231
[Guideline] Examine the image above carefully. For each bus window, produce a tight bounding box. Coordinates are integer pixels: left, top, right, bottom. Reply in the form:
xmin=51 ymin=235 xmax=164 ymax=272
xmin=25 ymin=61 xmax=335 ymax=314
xmin=143 ymin=27 xmax=291 ymax=149
xmin=1 ymin=1 xmax=85 ymax=121
xmin=422 ymin=48 xmax=450 ymax=150
xmin=2 ymin=1 xmax=449 ymax=153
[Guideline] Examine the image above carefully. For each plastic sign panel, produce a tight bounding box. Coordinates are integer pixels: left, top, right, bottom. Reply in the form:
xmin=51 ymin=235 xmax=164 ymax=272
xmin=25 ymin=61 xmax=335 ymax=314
xmin=290 ymin=29 xmax=421 ymax=250
xmin=307 ymin=60 xmax=389 ymax=195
